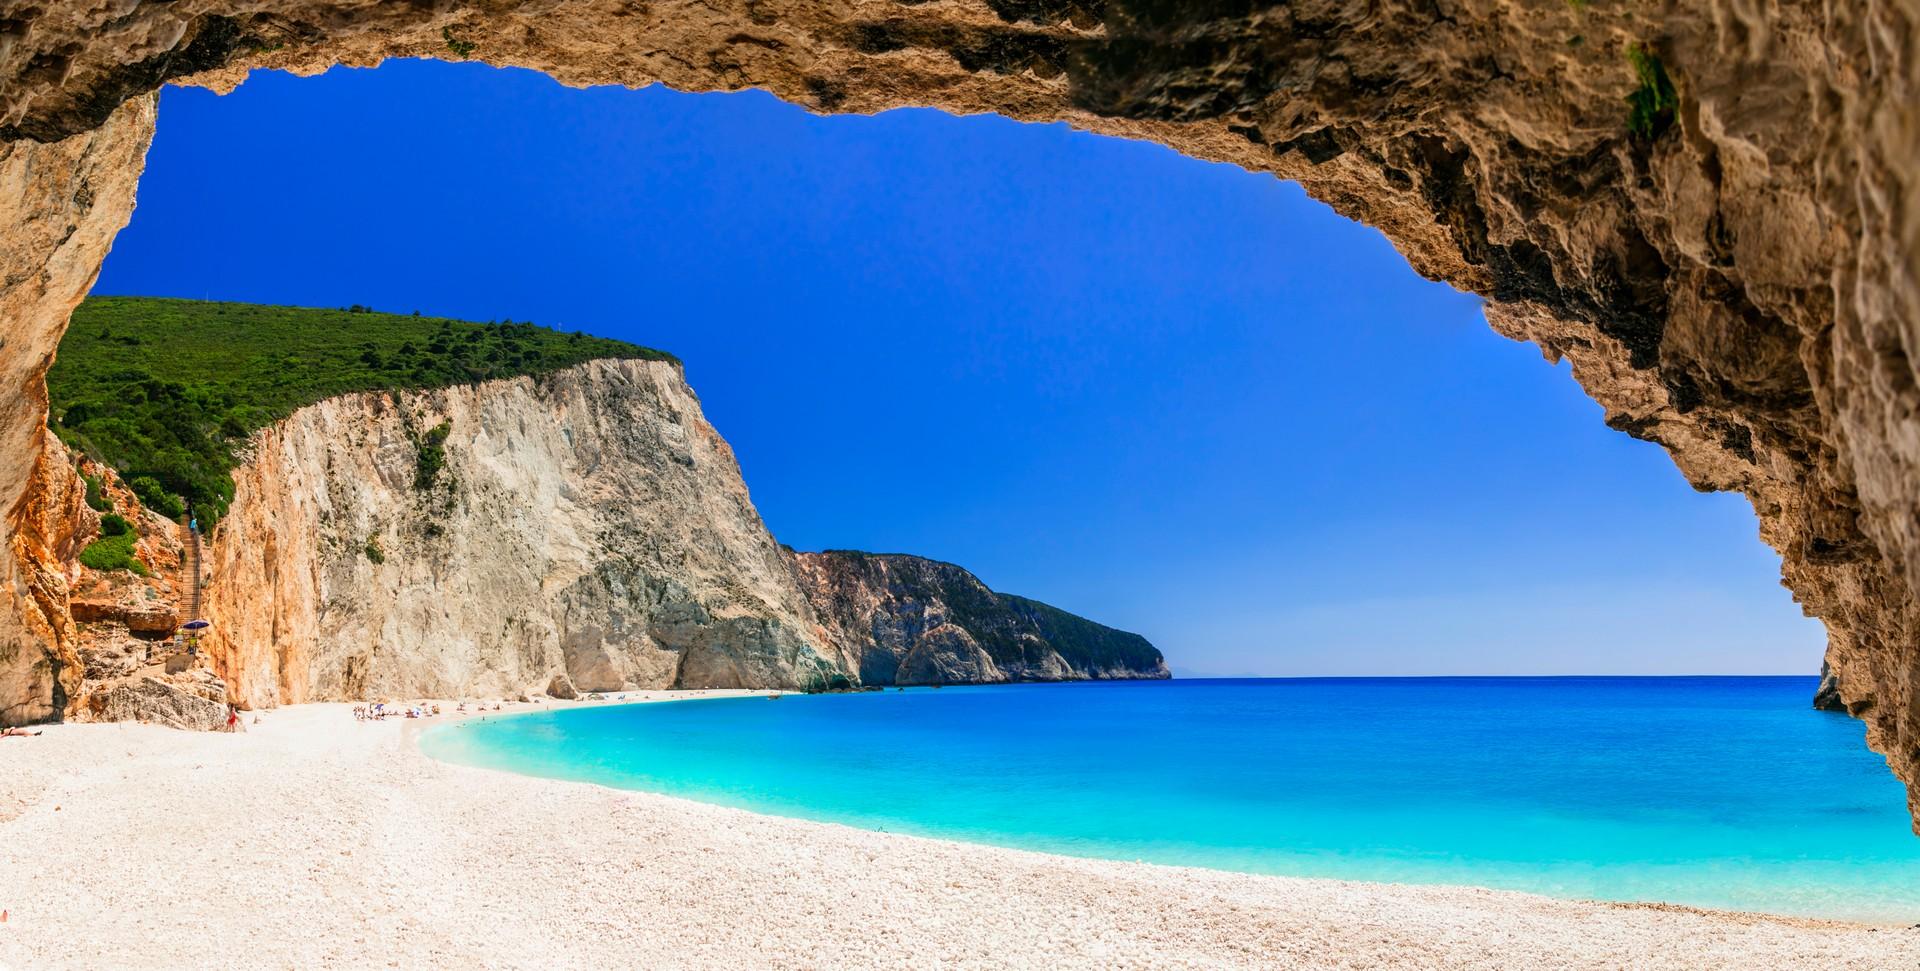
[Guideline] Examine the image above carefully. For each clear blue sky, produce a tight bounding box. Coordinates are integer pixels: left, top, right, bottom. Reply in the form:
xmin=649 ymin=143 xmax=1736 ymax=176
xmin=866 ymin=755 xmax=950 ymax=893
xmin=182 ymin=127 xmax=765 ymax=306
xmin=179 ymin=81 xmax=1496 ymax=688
xmin=92 ymin=60 xmax=1824 ymax=676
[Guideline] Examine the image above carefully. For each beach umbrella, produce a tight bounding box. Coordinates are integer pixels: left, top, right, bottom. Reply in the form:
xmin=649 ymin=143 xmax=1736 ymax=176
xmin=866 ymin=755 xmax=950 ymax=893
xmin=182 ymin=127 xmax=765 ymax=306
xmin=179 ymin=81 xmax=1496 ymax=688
xmin=182 ymin=619 xmax=211 ymax=630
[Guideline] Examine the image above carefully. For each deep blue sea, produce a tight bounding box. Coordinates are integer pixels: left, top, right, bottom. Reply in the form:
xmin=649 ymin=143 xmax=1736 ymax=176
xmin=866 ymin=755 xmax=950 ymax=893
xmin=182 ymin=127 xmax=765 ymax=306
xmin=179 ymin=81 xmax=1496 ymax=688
xmin=420 ymin=677 xmax=1920 ymax=921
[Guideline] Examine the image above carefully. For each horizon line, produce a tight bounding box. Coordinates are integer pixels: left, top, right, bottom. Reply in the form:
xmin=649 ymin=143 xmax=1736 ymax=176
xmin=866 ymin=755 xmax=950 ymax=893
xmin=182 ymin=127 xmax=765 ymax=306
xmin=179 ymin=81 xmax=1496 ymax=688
xmin=1160 ymin=672 xmax=1821 ymax=680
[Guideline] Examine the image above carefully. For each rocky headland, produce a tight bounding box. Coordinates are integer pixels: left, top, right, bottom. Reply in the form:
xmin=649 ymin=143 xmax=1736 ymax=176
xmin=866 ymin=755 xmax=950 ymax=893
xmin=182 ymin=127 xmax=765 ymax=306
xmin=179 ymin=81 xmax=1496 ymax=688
xmin=791 ymin=549 xmax=1168 ymax=685
xmin=29 ymin=315 xmax=1165 ymax=713
xmin=200 ymin=356 xmax=851 ymax=705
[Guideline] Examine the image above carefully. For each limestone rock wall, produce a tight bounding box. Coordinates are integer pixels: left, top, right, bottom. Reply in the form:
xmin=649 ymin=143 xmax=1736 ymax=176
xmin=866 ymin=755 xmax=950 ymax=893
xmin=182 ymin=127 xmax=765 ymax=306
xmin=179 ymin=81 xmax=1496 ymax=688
xmin=0 ymin=95 xmax=154 ymax=726
xmin=2 ymin=435 xmax=94 ymax=725
xmin=201 ymin=359 xmax=850 ymax=706
xmin=7 ymin=437 xmax=237 ymax=729
xmin=0 ymin=1 xmax=1918 ymax=823
xmin=790 ymin=550 xmax=1168 ymax=685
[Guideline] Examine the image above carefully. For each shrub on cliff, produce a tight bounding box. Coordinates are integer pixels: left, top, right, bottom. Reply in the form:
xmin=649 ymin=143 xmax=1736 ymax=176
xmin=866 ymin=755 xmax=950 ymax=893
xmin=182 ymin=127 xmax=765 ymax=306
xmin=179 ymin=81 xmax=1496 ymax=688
xmin=128 ymin=475 xmax=185 ymax=521
xmin=82 ymin=471 xmax=112 ymax=512
xmin=1625 ymin=44 xmax=1677 ymax=141
xmin=47 ymin=297 xmax=676 ymax=529
xmin=414 ymin=421 xmax=452 ymax=492
xmin=79 ymin=529 xmax=147 ymax=576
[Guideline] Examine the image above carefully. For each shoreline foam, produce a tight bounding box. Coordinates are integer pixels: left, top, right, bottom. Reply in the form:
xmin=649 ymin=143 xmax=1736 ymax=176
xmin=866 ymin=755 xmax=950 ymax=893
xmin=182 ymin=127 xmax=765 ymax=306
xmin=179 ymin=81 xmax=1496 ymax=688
xmin=3 ymin=696 xmax=1918 ymax=969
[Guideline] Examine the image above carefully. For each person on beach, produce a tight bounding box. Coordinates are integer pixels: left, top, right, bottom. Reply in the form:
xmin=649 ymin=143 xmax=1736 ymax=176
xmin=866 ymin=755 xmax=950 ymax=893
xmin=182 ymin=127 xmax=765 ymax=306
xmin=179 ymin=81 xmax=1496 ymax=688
xmin=226 ymin=704 xmax=240 ymax=731
xmin=1 ymin=727 xmax=42 ymax=738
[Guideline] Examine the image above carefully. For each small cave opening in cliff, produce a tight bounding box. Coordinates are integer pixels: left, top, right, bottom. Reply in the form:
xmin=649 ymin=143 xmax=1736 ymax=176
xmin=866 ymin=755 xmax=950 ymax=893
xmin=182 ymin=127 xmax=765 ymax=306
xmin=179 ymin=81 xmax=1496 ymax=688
xmin=57 ymin=58 xmax=1826 ymax=694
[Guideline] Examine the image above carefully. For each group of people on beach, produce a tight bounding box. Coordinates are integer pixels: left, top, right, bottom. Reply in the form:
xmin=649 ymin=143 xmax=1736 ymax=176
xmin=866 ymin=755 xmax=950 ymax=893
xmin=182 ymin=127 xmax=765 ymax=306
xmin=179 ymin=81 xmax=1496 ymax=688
xmin=353 ymin=702 xmax=441 ymax=721
xmin=352 ymin=700 xmax=507 ymax=721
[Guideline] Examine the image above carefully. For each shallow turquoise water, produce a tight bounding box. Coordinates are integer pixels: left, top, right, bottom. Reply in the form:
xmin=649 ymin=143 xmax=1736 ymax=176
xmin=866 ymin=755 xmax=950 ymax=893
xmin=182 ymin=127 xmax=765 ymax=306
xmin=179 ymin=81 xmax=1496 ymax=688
xmin=421 ymin=677 xmax=1920 ymax=921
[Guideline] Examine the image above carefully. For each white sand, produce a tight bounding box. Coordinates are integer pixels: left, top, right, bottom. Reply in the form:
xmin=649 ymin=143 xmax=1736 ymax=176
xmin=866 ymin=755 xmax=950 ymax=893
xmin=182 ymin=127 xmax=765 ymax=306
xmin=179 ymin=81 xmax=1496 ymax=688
xmin=1 ymin=696 xmax=1917 ymax=970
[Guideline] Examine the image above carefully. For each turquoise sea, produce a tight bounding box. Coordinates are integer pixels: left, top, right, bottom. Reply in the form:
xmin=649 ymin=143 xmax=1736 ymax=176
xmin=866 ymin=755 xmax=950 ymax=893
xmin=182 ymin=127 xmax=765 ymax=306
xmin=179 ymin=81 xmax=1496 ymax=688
xmin=420 ymin=677 xmax=1920 ymax=921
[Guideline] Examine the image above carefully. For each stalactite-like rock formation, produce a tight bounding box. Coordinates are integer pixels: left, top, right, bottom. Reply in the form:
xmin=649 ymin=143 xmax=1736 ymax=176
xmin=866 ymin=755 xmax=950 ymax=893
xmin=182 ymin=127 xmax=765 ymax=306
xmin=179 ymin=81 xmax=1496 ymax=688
xmin=0 ymin=1 xmax=1917 ymax=825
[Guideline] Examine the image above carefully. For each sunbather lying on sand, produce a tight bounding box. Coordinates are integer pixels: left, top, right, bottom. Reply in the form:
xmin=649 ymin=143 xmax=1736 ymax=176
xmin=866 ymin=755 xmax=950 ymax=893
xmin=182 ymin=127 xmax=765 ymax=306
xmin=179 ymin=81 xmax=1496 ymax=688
xmin=1 ymin=727 xmax=43 ymax=738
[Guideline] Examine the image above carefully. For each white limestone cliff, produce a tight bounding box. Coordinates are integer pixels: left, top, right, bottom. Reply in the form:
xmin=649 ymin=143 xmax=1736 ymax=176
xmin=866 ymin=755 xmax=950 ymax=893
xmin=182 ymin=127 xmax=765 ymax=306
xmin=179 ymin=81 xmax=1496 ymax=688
xmin=201 ymin=358 xmax=851 ymax=705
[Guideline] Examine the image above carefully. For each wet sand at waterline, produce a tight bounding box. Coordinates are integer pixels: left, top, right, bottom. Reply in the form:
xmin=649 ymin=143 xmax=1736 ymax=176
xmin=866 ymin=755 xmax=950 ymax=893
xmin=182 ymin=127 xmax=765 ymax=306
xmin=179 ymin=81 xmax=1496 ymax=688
xmin=1 ymin=695 xmax=1917 ymax=970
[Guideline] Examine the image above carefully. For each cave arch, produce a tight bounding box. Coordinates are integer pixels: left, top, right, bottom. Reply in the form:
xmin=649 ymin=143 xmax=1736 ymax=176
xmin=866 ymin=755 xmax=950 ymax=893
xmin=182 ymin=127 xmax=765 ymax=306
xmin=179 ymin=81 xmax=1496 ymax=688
xmin=2 ymin=1 xmax=1917 ymax=825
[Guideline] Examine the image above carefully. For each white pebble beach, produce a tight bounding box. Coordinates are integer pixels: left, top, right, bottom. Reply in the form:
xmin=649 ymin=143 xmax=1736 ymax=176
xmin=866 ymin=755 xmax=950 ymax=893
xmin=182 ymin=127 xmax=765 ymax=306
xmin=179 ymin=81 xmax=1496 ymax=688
xmin=2 ymin=693 xmax=1917 ymax=970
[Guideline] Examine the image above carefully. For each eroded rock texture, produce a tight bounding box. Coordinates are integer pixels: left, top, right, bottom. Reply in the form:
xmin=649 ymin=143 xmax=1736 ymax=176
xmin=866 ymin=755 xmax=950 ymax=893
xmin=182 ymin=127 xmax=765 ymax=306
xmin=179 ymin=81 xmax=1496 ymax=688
xmin=0 ymin=1 xmax=1917 ymax=822
xmin=89 ymin=675 xmax=233 ymax=732
xmin=0 ymin=96 xmax=153 ymax=726
xmin=201 ymin=359 xmax=849 ymax=704
xmin=792 ymin=550 xmax=1167 ymax=685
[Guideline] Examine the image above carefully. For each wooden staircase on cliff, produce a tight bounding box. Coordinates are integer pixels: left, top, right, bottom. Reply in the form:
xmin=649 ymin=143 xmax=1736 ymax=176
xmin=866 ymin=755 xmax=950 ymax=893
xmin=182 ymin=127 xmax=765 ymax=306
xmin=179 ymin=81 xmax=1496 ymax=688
xmin=172 ymin=514 xmax=205 ymax=663
xmin=184 ymin=521 xmax=203 ymax=623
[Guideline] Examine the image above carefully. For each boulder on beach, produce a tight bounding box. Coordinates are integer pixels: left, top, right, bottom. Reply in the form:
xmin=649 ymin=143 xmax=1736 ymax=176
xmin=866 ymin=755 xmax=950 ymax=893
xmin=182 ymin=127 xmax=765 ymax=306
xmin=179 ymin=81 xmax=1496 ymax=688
xmin=90 ymin=677 xmax=233 ymax=732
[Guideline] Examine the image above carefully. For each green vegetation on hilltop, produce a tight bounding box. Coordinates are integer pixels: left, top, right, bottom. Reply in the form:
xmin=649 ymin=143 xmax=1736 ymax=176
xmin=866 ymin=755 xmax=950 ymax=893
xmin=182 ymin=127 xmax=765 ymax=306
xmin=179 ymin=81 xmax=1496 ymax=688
xmin=48 ymin=297 xmax=676 ymax=528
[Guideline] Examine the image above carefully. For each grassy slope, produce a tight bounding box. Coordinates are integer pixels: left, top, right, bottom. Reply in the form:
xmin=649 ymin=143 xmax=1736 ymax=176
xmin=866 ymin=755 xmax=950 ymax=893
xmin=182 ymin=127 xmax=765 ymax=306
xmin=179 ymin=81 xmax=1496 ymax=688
xmin=48 ymin=297 xmax=675 ymax=526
